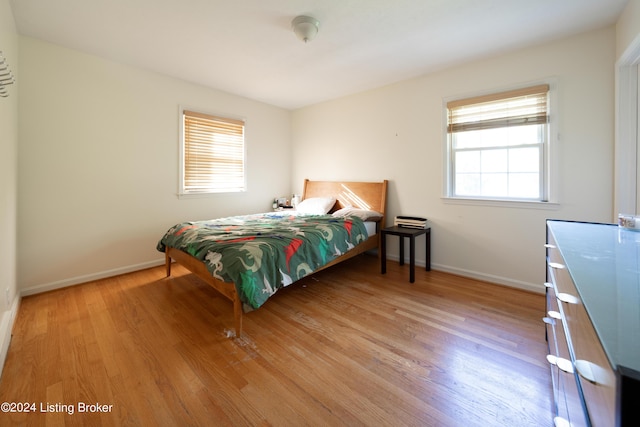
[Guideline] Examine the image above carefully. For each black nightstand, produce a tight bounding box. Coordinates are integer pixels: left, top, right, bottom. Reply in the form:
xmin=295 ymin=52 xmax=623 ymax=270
xmin=380 ymin=226 xmax=431 ymax=283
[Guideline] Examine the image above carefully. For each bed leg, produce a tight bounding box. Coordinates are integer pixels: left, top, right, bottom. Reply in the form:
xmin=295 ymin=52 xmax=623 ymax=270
xmin=165 ymin=252 xmax=171 ymax=277
xmin=234 ymin=296 xmax=243 ymax=338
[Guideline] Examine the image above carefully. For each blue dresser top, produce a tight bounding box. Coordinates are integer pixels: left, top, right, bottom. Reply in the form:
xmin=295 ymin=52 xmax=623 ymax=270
xmin=547 ymin=220 xmax=640 ymax=374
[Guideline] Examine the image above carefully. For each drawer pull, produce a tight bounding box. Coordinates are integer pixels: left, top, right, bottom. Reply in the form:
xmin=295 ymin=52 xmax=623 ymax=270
xmin=548 ymin=262 xmax=566 ymax=270
xmin=546 ymin=354 xmax=574 ymax=373
xmin=544 ymin=282 xmax=553 ymax=288
xmin=557 ymin=293 xmax=579 ymax=304
xmin=548 ymin=310 xmax=562 ymax=320
xmin=544 ymin=244 xmax=557 ymax=249
xmin=575 ymin=359 xmax=610 ymax=385
xmin=543 ymin=316 xmax=555 ymax=326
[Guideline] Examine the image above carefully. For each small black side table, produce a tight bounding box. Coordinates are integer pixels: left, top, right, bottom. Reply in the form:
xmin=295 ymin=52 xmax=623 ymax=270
xmin=380 ymin=226 xmax=431 ymax=283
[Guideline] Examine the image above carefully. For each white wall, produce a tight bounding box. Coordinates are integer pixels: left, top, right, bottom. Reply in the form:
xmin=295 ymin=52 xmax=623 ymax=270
xmin=617 ymin=0 xmax=640 ymax=57
xmin=10 ymin=17 xmax=624 ymax=298
xmin=614 ymin=0 xmax=640 ymax=217
xmin=291 ymin=27 xmax=616 ymax=293
xmin=0 ymin=0 xmax=19 ymax=374
xmin=17 ymin=37 xmax=292 ymax=293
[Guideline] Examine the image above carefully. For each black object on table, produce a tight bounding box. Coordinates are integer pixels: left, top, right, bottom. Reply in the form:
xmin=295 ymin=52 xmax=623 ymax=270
xmin=380 ymin=226 xmax=431 ymax=283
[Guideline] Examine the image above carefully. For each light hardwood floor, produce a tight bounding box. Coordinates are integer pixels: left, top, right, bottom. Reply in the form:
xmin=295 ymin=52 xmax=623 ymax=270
xmin=0 ymin=254 xmax=552 ymax=426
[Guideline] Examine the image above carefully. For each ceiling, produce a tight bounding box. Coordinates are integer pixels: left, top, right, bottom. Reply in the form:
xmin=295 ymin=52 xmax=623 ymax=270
xmin=9 ymin=0 xmax=629 ymax=110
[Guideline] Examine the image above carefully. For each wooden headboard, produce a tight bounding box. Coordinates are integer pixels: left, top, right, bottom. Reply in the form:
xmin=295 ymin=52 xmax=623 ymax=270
xmin=301 ymin=179 xmax=388 ymax=226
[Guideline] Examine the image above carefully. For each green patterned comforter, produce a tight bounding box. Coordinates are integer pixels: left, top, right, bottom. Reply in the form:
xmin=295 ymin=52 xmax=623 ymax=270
xmin=157 ymin=212 xmax=369 ymax=311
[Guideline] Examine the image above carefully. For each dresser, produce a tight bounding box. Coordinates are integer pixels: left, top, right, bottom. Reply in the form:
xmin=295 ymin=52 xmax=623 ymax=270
xmin=545 ymin=220 xmax=640 ymax=426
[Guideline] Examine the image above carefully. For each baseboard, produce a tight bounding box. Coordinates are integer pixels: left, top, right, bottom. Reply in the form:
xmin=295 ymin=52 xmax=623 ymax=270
xmin=0 ymin=295 xmax=20 ymax=378
xmin=18 ymin=255 xmax=543 ymax=299
xmin=386 ymin=254 xmax=543 ymax=294
xmin=20 ymin=259 xmax=166 ymax=297
xmin=431 ymin=263 xmax=544 ymax=294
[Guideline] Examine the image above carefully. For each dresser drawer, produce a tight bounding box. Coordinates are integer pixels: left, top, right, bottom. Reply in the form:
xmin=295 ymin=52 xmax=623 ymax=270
xmin=545 ymin=283 xmax=588 ymax=426
xmin=546 ymin=240 xmax=616 ymax=426
xmin=559 ymin=287 xmax=616 ymax=427
xmin=545 ymin=277 xmax=571 ymax=361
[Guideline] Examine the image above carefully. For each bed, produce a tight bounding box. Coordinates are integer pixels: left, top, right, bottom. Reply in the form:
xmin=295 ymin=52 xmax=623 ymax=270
xmin=157 ymin=179 xmax=388 ymax=337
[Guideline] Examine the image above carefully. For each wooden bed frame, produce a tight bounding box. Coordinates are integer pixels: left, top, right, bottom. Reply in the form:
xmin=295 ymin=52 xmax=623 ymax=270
xmin=164 ymin=179 xmax=388 ymax=337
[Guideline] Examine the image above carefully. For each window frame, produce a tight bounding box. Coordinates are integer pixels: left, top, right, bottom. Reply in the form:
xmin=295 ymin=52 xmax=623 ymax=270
xmin=178 ymin=106 xmax=247 ymax=198
xmin=442 ymin=81 xmax=559 ymax=208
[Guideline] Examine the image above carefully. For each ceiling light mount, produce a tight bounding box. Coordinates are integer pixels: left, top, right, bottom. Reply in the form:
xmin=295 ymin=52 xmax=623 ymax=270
xmin=292 ymin=15 xmax=320 ymax=43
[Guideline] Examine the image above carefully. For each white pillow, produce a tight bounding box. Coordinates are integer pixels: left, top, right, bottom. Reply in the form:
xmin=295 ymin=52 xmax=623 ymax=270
xmin=296 ymin=197 xmax=336 ymax=215
xmin=332 ymin=207 xmax=383 ymax=221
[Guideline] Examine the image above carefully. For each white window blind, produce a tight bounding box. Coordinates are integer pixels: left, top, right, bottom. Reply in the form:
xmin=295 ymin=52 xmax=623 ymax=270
xmin=447 ymin=85 xmax=549 ymax=132
xmin=446 ymin=84 xmax=550 ymax=201
xmin=182 ymin=110 xmax=245 ymax=194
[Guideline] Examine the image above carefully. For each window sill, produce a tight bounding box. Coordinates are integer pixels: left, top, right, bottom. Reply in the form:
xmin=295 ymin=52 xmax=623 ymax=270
xmin=442 ymin=197 xmax=560 ymax=210
xmin=178 ymin=190 xmax=245 ymax=199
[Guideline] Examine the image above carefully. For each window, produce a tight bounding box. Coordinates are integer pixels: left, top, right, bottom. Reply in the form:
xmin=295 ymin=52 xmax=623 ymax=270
xmin=446 ymin=84 xmax=550 ymax=202
xmin=180 ymin=109 xmax=245 ymax=195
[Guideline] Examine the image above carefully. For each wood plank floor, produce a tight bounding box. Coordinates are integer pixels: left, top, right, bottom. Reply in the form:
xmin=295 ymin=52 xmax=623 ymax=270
xmin=0 ymin=254 xmax=552 ymax=426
